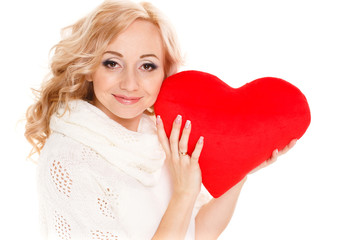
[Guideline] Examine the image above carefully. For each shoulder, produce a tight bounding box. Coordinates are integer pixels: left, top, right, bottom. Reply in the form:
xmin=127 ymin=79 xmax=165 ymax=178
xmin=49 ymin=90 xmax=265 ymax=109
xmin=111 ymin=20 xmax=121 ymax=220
xmin=37 ymin=133 xmax=119 ymax=199
xmin=38 ymin=132 xmax=130 ymax=184
xmin=38 ymin=132 xmax=100 ymax=170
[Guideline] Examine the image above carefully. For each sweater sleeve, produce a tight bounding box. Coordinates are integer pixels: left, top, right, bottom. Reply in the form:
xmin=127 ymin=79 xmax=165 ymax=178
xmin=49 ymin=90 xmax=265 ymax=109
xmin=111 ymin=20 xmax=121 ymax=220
xmin=37 ymin=134 xmax=129 ymax=240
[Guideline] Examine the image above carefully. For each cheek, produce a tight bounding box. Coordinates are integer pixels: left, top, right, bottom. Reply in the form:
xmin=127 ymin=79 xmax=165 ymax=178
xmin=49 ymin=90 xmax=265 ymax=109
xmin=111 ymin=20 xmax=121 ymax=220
xmin=92 ymin=71 xmax=116 ymax=93
xmin=144 ymin=76 xmax=163 ymax=99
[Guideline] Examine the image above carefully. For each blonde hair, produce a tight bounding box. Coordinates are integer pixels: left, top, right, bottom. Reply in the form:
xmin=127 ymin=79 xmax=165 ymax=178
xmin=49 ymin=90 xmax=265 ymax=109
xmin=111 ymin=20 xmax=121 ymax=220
xmin=25 ymin=0 xmax=183 ymax=158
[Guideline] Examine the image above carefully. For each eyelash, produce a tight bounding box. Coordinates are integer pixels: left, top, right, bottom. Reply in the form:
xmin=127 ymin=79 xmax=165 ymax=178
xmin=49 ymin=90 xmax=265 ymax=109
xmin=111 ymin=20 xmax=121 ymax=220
xmin=102 ymin=60 xmax=158 ymax=72
xmin=141 ymin=63 xmax=158 ymax=71
xmin=102 ymin=60 xmax=120 ymax=69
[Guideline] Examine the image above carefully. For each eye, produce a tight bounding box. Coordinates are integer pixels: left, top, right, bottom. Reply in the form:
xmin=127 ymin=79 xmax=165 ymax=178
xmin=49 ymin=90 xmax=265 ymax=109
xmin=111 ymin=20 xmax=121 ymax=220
xmin=102 ymin=60 xmax=121 ymax=69
xmin=140 ymin=63 xmax=158 ymax=71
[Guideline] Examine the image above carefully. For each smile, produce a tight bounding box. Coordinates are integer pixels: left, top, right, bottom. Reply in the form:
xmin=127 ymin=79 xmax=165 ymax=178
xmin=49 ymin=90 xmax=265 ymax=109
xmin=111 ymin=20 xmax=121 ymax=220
xmin=113 ymin=94 xmax=142 ymax=105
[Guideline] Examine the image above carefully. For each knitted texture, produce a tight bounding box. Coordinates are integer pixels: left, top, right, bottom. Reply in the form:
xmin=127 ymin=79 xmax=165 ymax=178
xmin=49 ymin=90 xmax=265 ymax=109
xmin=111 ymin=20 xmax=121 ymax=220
xmin=37 ymin=100 xmax=211 ymax=240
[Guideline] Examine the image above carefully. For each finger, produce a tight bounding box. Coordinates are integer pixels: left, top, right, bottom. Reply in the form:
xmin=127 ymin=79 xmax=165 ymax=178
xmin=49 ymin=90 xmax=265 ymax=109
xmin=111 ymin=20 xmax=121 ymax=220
xmin=289 ymin=138 xmax=297 ymax=148
xmin=156 ymin=115 xmax=170 ymax=155
xmin=254 ymin=161 xmax=266 ymax=172
xmin=179 ymin=120 xmax=191 ymax=154
xmin=268 ymin=149 xmax=278 ymax=164
xmin=190 ymin=136 xmax=204 ymax=164
xmin=169 ymin=115 xmax=182 ymax=159
xmin=279 ymin=139 xmax=297 ymax=155
xmin=249 ymin=149 xmax=278 ymax=175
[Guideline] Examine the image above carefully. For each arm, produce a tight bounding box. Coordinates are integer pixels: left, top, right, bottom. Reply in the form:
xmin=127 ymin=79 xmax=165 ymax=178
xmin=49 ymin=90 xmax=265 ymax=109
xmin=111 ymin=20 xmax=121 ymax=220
xmin=153 ymin=115 xmax=204 ymax=239
xmin=152 ymin=192 xmax=198 ymax=240
xmin=195 ymin=177 xmax=247 ymax=240
xmin=195 ymin=139 xmax=297 ymax=239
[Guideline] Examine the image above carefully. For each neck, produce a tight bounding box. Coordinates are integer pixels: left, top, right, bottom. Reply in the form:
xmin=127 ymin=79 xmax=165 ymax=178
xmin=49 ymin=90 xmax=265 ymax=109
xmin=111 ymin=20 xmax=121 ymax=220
xmin=115 ymin=116 xmax=141 ymax=132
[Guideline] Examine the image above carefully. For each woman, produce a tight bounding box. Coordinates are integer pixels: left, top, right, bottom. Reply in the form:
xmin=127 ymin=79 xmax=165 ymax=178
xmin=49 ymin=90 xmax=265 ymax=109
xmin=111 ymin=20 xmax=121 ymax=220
xmin=25 ymin=0 xmax=295 ymax=239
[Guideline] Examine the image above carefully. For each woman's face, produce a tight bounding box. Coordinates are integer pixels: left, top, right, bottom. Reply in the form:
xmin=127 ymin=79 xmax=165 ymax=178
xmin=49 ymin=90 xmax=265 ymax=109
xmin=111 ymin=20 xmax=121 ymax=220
xmin=90 ymin=20 xmax=165 ymax=129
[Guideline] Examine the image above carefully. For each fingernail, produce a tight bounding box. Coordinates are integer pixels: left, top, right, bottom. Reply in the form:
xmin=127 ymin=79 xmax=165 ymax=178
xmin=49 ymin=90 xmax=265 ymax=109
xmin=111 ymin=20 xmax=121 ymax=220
xmin=185 ymin=120 xmax=191 ymax=128
xmin=198 ymin=136 xmax=204 ymax=144
xmin=275 ymin=149 xmax=279 ymax=154
xmin=176 ymin=115 xmax=182 ymax=124
xmin=156 ymin=115 xmax=161 ymax=125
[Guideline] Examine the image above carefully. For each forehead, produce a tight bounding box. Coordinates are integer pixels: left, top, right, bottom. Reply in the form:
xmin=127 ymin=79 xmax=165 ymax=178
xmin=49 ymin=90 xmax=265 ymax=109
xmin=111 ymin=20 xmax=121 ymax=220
xmin=106 ymin=20 xmax=164 ymax=58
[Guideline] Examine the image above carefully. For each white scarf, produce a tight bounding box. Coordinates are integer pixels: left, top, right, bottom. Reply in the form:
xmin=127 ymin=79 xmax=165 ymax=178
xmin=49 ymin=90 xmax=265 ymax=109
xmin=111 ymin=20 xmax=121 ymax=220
xmin=50 ymin=100 xmax=166 ymax=187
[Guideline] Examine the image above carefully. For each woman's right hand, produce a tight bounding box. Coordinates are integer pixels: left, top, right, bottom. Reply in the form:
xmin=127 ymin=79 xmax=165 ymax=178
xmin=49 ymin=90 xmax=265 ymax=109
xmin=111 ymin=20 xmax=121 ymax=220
xmin=156 ymin=114 xmax=204 ymax=199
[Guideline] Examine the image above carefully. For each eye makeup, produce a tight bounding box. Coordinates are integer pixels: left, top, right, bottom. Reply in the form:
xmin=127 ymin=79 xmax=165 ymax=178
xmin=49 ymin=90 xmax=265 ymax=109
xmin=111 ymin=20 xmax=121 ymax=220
xmin=101 ymin=57 xmax=159 ymax=72
xmin=141 ymin=62 xmax=158 ymax=71
xmin=102 ymin=59 xmax=121 ymax=69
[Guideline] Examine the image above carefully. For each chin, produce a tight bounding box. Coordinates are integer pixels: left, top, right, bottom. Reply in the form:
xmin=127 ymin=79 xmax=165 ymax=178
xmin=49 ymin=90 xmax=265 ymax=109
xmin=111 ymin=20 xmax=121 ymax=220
xmin=112 ymin=107 xmax=146 ymax=120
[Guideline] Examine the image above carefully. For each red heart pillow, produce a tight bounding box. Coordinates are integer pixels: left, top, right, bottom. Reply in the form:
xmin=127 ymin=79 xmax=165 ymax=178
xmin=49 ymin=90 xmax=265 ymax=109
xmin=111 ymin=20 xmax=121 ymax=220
xmin=154 ymin=70 xmax=311 ymax=198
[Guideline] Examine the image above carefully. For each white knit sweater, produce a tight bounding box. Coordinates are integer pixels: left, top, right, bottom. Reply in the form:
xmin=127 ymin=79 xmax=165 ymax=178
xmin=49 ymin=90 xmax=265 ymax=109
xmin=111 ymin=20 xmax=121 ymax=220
xmin=37 ymin=100 xmax=211 ymax=240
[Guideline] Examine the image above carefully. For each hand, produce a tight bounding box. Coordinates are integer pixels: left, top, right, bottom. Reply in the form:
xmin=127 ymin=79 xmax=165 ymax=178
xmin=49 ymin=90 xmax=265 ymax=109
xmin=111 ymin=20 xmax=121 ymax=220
xmin=249 ymin=139 xmax=297 ymax=174
xmin=156 ymin=114 xmax=204 ymax=199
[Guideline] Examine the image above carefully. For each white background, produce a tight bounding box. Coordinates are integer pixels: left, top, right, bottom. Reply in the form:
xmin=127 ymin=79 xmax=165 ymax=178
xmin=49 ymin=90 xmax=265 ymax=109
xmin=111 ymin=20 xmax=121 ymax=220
xmin=1 ymin=0 xmax=359 ymax=239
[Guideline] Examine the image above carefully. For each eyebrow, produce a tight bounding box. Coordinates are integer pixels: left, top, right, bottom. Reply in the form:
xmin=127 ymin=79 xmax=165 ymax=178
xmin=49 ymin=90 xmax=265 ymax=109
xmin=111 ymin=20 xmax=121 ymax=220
xmin=103 ymin=51 xmax=159 ymax=60
xmin=140 ymin=54 xmax=159 ymax=60
xmin=104 ymin=51 xmax=123 ymax=58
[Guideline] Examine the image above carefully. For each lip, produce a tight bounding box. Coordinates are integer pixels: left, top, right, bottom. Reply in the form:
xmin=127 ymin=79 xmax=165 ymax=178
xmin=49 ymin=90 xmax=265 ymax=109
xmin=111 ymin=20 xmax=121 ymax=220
xmin=113 ymin=94 xmax=142 ymax=105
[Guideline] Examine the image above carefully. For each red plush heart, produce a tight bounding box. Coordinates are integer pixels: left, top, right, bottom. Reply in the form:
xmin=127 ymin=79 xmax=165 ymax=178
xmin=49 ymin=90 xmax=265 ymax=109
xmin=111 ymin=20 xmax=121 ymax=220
xmin=154 ymin=70 xmax=311 ymax=198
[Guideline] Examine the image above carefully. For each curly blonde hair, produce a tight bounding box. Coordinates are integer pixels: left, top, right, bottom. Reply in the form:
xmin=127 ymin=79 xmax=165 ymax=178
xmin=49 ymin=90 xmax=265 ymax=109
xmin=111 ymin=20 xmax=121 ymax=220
xmin=25 ymin=0 xmax=183 ymax=158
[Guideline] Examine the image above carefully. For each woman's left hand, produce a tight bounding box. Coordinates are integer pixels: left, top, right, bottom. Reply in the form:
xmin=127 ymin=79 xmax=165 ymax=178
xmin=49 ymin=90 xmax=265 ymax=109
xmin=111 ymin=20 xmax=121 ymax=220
xmin=249 ymin=139 xmax=298 ymax=174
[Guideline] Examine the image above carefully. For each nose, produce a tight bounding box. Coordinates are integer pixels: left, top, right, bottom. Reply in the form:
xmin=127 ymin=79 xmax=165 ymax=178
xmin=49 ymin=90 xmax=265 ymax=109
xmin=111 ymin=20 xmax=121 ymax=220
xmin=119 ymin=69 xmax=139 ymax=91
